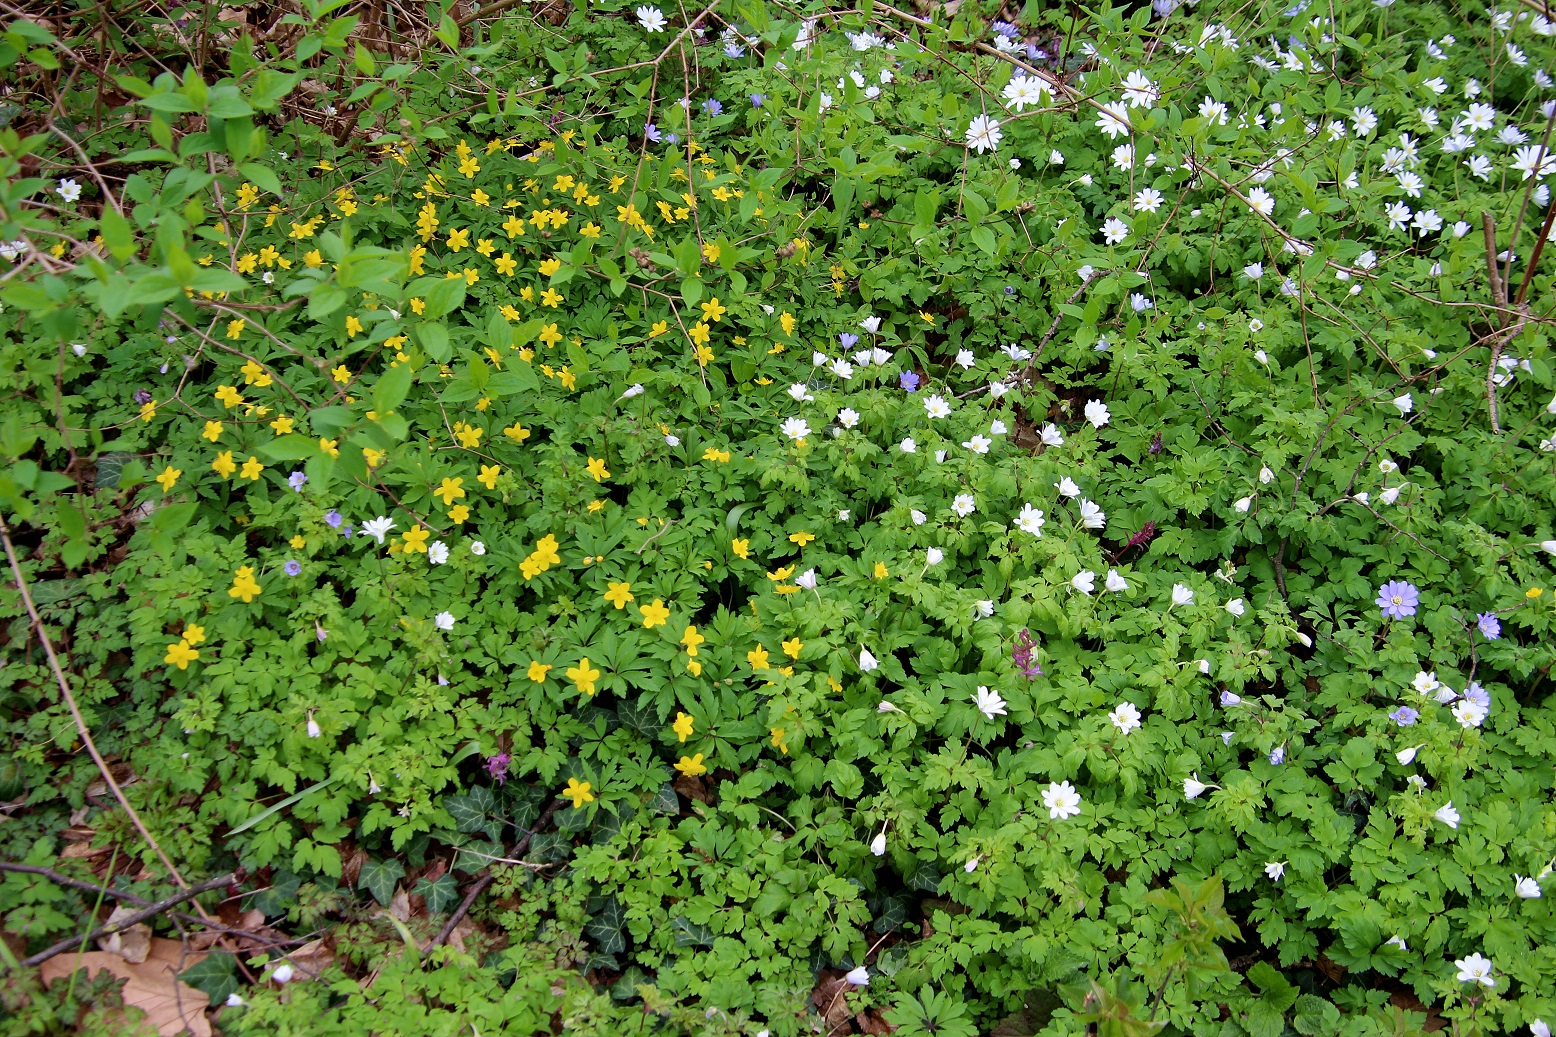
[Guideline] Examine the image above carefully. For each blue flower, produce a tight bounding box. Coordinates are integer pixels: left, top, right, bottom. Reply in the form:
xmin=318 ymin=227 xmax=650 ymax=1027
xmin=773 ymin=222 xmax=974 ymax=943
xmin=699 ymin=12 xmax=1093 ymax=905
xmin=644 ymin=123 xmax=662 ymax=143
xmin=1476 ymin=612 xmax=1501 ymax=639
xmin=1268 ymin=746 xmax=1285 ymax=765
xmin=1375 ymin=580 xmax=1419 ymax=619
xmin=1464 ymin=682 xmax=1490 ymax=708
xmin=723 ymin=42 xmax=746 ymax=58
xmin=1389 ymin=706 xmax=1419 ymax=726
xmin=839 ymin=332 xmax=859 ymax=348
xmin=288 ymin=471 xmax=307 ymax=492
xmin=283 ymin=559 xmax=302 ymax=576
xmin=702 ymin=98 xmax=723 ymax=116
xmin=750 ymin=93 xmax=766 ymax=107
xmin=899 ymin=371 xmax=920 ymax=392
xmin=324 ymin=510 xmax=343 ymax=529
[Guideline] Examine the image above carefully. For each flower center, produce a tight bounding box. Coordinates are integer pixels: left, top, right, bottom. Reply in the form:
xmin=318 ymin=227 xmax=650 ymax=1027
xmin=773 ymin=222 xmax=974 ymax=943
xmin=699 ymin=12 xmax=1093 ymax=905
xmin=1391 ymin=595 xmax=1403 ymax=605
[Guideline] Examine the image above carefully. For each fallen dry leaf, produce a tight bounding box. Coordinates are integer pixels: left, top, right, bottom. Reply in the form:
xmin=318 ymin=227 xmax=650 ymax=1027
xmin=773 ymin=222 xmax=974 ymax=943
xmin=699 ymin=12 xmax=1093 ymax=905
xmin=40 ymin=937 xmax=211 ymax=1037
xmin=810 ymin=970 xmax=853 ymax=1032
xmin=98 ymin=905 xmax=152 ymax=963
xmin=60 ymin=841 xmax=109 ymax=859
xmin=282 ymin=936 xmax=336 ymax=981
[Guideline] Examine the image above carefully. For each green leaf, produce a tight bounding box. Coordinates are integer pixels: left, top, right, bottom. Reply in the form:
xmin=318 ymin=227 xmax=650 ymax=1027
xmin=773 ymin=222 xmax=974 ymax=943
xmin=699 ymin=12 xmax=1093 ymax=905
xmin=414 ymin=873 xmax=460 ymax=914
xmin=585 ymin=896 xmax=627 ymax=954
xmin=359 ymin=857 xmax=405 ymax=905
xmin=372 ymin=362 xmax=413 ymax=415
xmin=178 ymin=953 xmax=239 ymax=1006
xmin=238 ymin=162 xmax=284 ymax=198
xmin=98 ymin=207 xmax=135 ymax=260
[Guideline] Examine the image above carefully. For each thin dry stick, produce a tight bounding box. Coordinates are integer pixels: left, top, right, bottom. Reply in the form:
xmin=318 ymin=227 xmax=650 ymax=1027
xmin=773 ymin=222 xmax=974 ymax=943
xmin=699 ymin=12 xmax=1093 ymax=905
xmin=0 ymin=862 xmax=155 ymax=906
xmin=424 ymin=800 xmax=559 ymax=952
xmin=1484 ymin=213 xmax=1509 ymax=433
xmin=1 ymin=521 xmax=200 ymax=901
xmin=19 ymin=874 xmax=235 ymax=968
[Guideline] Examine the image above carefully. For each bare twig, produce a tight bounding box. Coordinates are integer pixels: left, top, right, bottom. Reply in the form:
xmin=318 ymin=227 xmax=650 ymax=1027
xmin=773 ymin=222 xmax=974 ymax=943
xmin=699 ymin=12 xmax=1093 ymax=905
xmin=423 ymin=800 xmax=560 ymax=952
xmin=0 ymin=862 xmax=155 ymax=905
xmin=18 ymin=874 xmax=235 ymax=968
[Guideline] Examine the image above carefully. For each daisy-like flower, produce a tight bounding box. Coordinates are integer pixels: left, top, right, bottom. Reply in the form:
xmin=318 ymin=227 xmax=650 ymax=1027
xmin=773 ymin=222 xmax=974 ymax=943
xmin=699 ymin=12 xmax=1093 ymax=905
xmin=781 ymin=416 xmax=811 ymax=441
xmin=1084 ymin=400 xmax=1111 ymax=427
xmin=1102 ymin=217 xmax=1130 ymax=244
xmin=1246 ymin=187 xmax=1275 ymax=216
xmin=1078 ymin=499 xmax=1106 ymax=529
xmin=434 ymin=611 xmax=456 ymax=631
xmin=1042 ymin=780 xmax=1082 ymax=819
xmin=1454 ymin=952 xmax=1493 ymax=986
xmin=1015 ymin=504 xmax=1045 ymax=536
xmin=1105 ymin=569 xmax=1129 ymax=593
xmin=973 ymin=685 xmax=1008 ymax=719
xmin=924 ymin=394 xmax=951 ymax=418
xmin=952 ymin=494 xmax=976 ymax=517
xmin=361 ymin=516 xmax=396 ymax=544
xmin=1108 ymin=701 xmax=1141 ymax=734
xmin=1095 ymin=100 xmax=1132 ymax=138
xmin=1121 ymin=69 xmax=1158 ymax=107
xmin=636 ymin=5 xmax=666 ymax=31
xmin=1003 ymin=75 xmax=1049 ymax=111
xmin=1071 ymin=570 xmax=1096 ymax=595
xmin=1134 ymin=188 xmax=1164 ymax=212
xmin=965 ymin=114 xmax=1003 ymax=154
xmin=1376 ymin=580 xmax=1419 ymax=619
xmin=56 ymin=178 xmax=82 ymax=203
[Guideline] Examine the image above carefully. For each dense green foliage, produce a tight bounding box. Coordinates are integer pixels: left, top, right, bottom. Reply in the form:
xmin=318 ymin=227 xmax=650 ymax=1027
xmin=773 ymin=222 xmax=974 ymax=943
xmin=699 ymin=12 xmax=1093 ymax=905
xmin=3 ymin=0 xmax=1556 ymax=1033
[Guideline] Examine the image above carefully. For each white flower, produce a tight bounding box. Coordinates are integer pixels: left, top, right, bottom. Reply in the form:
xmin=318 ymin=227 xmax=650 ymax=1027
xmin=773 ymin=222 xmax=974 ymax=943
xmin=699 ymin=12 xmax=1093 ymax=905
xmin=924 ymin=395 xmax=951 ymax=419
xmin=1109 ymin=701 xmax=1141 ymax=735
xmin=1184 ymin=773 xmax=1213 ymax=799
xmin=787 ymin=383 xmax=814 ymax=402
xmin=859 ymin=648 xmax=879 ymax=671
xmin=1453 ymin=952 xmax=1493 ymax=986
xmin=838 ymin=407 xmax=860 ymax=429
xmin=1056 ymin=476 xmax=1081 ymax=498
xmin=1040 ymin=424 xmax=1064 ymax=446
xmin=988 ymin=382 xmax=1010 ymax=400
xmin=1134 ymin=188 xmax=1164 ymax=213
xmin=1171 ymin=584 xmax=1194 ymax=607
xmin=1244 ymin=262 xmax=1265 ymax=281
xmin=877 ymin=700 xmax=902 ymax=714
xmin=1071 ymin=570 xmax=1096 ymax=595
xmin=1102 ymin=217 xmax=1130 ymax=244
xmin=1084 ymin=400 xmax=1111 ymax=427
xmin=812 ymin=351 xmax=828 ymax=366
xmin=272 ymin=964 xmax=295 ymax=984
xmin=1095 ymin=100 xmax=1131 ymax=138
xmin=963 ymin=434 xmax=992 ymax=454
xmin=1264 ymin=861 xmax=1285 ymax=881
xmin=1412 ymin=671 xmax=1440 ymax=695
xmin=636 ymin=5 xmax=666 ymax=31
xmin=1196 ymin=659 xmax=1211 ymax=674
xmin=1516 ymin=874 xmax=1542 ymax=898
xmin=1015 ymin=504 xmax=1045 ymax=536
xmin=1105 ymin=569 xmax=1129 ymax=593
xmin=1079 ymin=499 xmax=1106 ymax=529
xmin=990 ymin=419 xmax=1008 ymax=435
xmin=1122 ymin=69 xmax=1158 ymax=107
xmin=1452 ymin=700 xmax=1487 ymax=728
xmin=1050 ymin=149 xmax=1066 ymax=164
xmin=838 ymin=510 xmax=850 ymax=521
xmin=910 ymin=509 xmax=926 ymax=526
xmin=470 ymin=541 xmax=486 ymax=556
xmin=781 ymin=416 xmax=811 ymax=441
xmin=829 ymin=359 xmax=854 ymax=380
xmin=665 ymin=435 xmax=681 ymax=446
xmin=1233 ymin=496 xmax=1253 ymax=514
xmin=1534 ymin=1022 xmax=1552 ymax=1037
xmin=954 ymin=349 xmax=975 ymax=369
xmin=952 ymin=494 xmax=976 ymax=517
xmin=925 ymin=547 xmax=944 ymax=566
xmin=844 ymin=966 xmax=870 ymax=986
xmin=621 ymin=383 xmax=645 ymax=399
xmin=860 ymin=315 xmax=881 ymax=333
xmin=306 ymin=715 xmax=322 ymax=739
xmin=428 ymin=541 xmax=449 ymax=565
xmin=1259 ymin=466 xmax=1275 ymax=484
xmin=965 ymin=114 xmax=1003 ymax=154
xmin=1392 ymin=394 xmax=1413 ymax=415
xmin=974 ymin=686 xmax=1008 ymax=720
xmin=1224 ymin=598 xmax=1248 ymax=618
xmin=1385 ymin=935 xmax=1408 ymax=951
xmin=435 ymin=611 xmax=456 ymax=631
xmin=56 ymin=178 xmax=81 ymax=203
xmin=1397 ymin=745 xmax=1423 ymax=765
xmin=1436 ymin=801 xmax=1461 ymax=829
xmin=1246 ymin=186 xmax=1275 ymax=216
xmin=796 ymin=569 xmax=818 ymax=590
xmin=899 ymin=438 xmax=917 ymax=454
xmin=1042 ymin=780 xmax=1083 ymax=820
xmin=362 ymin=516 xmax=396 ymax=544
xmin=870 ymin=832 xmax=887 ymax=856
xmin=226 ymin=993 xmax=246 ymax=1007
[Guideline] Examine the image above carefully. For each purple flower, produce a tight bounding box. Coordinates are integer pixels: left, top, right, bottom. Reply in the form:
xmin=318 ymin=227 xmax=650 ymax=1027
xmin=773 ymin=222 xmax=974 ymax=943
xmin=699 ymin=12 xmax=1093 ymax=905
xmin=1220 ymin=691 xmax=1242 ymax=707
xmin=1375 ymin=580 xmax=1419 ymax=620
xmin=325 ymin=510 xmax=343 ymax=529
xmin=1003 ymin=285 xmax=1016 ymax=295
xmin=283 ymin=559 xmax=302 ymax=576
xmin=992 ymin=19 xmax=1020 ymax=37
xmin=750 ymin=93 xmax=766 ymax=107
xmin=723 ymin=42 xmax=745 ymax=58
xmin=644 ymin=123 xmax=662 ymax=143
xmin=665 ymin=132 xmax=680 ymax=145
xmin=1476 ymin=612 xmax=1501 ymax=639
xmin=702 ymin=98 xmax=723 ymax=116
xmin=839 ymin=332 xmax=859 ymax=348
xmin=288 ymin=470 xmax=308 ymax=492
xmin=1389 ymin=706 xmax=1419 ymax=726
xmin=1465 ymin=682 xmax=1490 ymax=708
xmin=1012 ymin=628 xmax=1043 ymax=676
xmin=899 ymin=371 xmax=921 ymax=392
xmin=1268 ymin=746 xmax=1285 ymax=765
xmin=487 ymin=752 xmax=511 ymax=784
xmin=133 ymin=388 xmax=153 ymax=405
xmin=341 ymin=524 xmax=354 ymax=539
xmin=1027 ymin=44 xmax=1046 ymax=62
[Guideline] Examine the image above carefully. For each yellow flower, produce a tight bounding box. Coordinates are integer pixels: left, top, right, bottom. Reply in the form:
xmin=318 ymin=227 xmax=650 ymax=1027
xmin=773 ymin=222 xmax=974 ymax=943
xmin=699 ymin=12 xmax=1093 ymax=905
xmin=304 ymin=249 xmax=324 ymax=267
xmin=674 ymin=754 xmax=708 ymax=777
xmin=241 ymin=457 xmax=264 ymax=480
xmin=269 ymin=414 xmax=294 ymax=435
xmin=747 ymin=644 xmax=770 ymax=670
xmin=139 ymin=401 xmax=157 ymax=422
xmin=331 ymin=365 xmax=351 ymax=384
xmin=702 ymin=243 xmax=721 ymax=263
xmin=604 ymin=582 xmax=634 ymax=609
xmin=562 ymin=777 xmax=595 ymax=808
xmin=702 ymin=447 xmax=731 ymax=463
xmin=402 ymin=526 xmax=430 ymax=553
xmin=435 ymin=477 xmax=467 ymax=506
xmin=673 ymin=713 xmax=695 ymax=742
xmin=165 ymin=641 xmax=199 ymax=670
xmin=505 ymin=423 xmax=531 ymax=442
xmin=767 ymin=565 xmax=795 ymax=581
xmin=779 ymin=312 xmax=796 ymax=335
xmin=539 ymin=323 xmax=562 ymax=347
xmin=202 ymin=421 xmax=223 ymax=442
xmin=228 ymin=566 xmax=262 ymax=603
xmin=155 ymin=465 xmax=181 ymax=492
xmin=495 ymin=253 xmax=517 ymax=275
xmin=770 ymin=727 xmax=789 ymax=755
xmin=789 ymin=531 xmax=815 ymax=547
xmin=1529 ymin=587 xmax=1545 ymax=599
xmin=211 ymin=451 xmax=237 ymax=478
xmin=528 ymin=660 xmax=552 ymax=682
xmin=319 ymin=438 xmax=339 ymax=458
xmin=363 ymin=447 xmax=385 ymax=468
xmin=700 ymin=297 xmax=726 ymax=322
xmin=456 ymin=426 xmax=483 ymax=448
xmin=410 ymin=297 xmax=426 ymax=315
xmin=181 ymin=624 xmax=205 ymax=645
xmin=688 ymin=322 xmax=711 ymax=346
xmin=240 ymin=359 xmax=270 ymax=386
xmin=226 ymin=318 xmax=245 ymax=339
xmin=567 ymin=657 xmax=601 ymax=696
xmin=687 ymin=659 xmax=703 ymax=676
xmin=732 ymin=538 xmax=750 ymax=560
xmin=539 ymin=257 xmax=561 ymax=276
xmin=640 ymin=598 xmax=670 ymax=628
xmin=782 ymin=637 xmax=803 ymax=659
xmin=580 ymin=222 xmax=601 ymax=238
xmin=448 ymin=504 xmax=470 ymax=523
xmin=919 ymin=311 xmax=935 ymax=324
xmin=215 ymin=385 xmax=243 ymax=408
xmin=588 ymin=500 xmax=604 ymax=513
xmin=681 ymin=626 xmax=704 ymax=657
xmin=475 ymin=237 xmax=494 ymax=256
xmin=502 ymin=213 xmax=526 ymax=237
xmin=539 ymin=287 xmax=563 ymax=307
xmin=650 ymin=320 xmax=669 ymax=337
xmin=289 ymin=534 xmax=306 ymax=549
xmin=476 ymin=464 xmax=500 ymax=490
xmin=586 ymin=457 xmax=610 ymax=482
xmin=828 ymin=676 xmax=843 ymax=693
xmin=873 ymin=561 xmax=889 ymax=579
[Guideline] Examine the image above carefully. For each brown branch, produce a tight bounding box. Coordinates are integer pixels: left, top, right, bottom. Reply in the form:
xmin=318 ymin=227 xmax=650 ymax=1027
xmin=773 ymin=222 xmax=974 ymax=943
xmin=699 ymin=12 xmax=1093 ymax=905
xmin=0 ymin=862 xmax=155 ymax=906
xmin=19 ymin=874 xmax=235 ymax=968
xmin=423 ymin=800 xmax=560 ymax=952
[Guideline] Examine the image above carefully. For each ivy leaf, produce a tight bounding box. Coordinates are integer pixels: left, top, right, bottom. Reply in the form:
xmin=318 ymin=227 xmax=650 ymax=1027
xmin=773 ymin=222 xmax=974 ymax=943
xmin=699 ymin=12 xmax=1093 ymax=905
xmin=359 ymin=857 xmax=405 ymax=905
xmin=649 ymin=782 xmax=679 ymax=815
xmin=584 ymin=895 xmax=626 ymax=954
xmin=904 ymin=859 xmax=942 ymax=893
xmin=671 ymin=916 xmax=714 ymax=947
xmin=414 ymin=873 xmax=460 ymax=914
xmin=178 ymin=953 xmax=238 ymax=1005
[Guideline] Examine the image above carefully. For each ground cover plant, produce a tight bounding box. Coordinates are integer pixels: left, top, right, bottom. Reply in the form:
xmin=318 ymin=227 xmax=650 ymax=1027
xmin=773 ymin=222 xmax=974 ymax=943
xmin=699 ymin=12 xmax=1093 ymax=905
xmin=2 ymin=0 xmax=1556 ymax=1033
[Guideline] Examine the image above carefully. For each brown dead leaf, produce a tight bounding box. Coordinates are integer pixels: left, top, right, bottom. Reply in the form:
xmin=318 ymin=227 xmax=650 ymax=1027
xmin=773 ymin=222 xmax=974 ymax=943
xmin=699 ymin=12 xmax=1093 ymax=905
xmin=810 ymin=971 xmax=853 ymax=1032
xmin=672 ymin=773 xmax=713 ymax=805
xmin=281 ymin=937 xmax=335 ymax=981
xmin=60 ymin=840 xmax=108 ymax=859
xmin=338 ymin=844 xmax=367 ymax=887
xmin=1314 ymin=953 xmax=1346 ymax=983
xmin=856 ymin=1009 xmax=896 ymax=1035
xmin=98 ymin=906 xmax=152 ymax=964
xmin=387 ymin=887 xmax=412 ymax=922
xmin=40 ymin=938 xmax=211 ymax=1037
xmin=445 ymin=917 xmax=478 ymax=955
